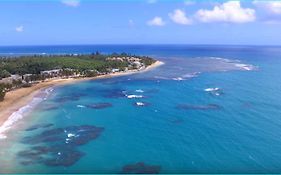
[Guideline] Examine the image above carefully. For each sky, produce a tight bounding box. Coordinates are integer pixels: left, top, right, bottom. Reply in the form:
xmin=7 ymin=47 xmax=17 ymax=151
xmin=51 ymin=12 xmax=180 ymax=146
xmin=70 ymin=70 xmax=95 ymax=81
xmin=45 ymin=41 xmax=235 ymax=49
xmin=1 ymin=0 xmax=281 ymax=46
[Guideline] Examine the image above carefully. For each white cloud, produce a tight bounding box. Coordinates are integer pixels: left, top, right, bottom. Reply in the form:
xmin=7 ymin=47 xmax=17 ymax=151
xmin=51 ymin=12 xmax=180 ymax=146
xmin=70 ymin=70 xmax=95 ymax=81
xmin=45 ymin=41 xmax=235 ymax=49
xmin=61 ymin=0 xmax=80 ymax=7
xmin=253 ymin=1 xmax=281 ymax=15
xmin=195 ymin=1 xmax=256 ymax=23
xmin=147 ymin=17 xmax=165 ymax=26
xmin=169 ymin=9 xmax=192 ymax=25
xmin=15 ymin=26 xmax=24 ymax=32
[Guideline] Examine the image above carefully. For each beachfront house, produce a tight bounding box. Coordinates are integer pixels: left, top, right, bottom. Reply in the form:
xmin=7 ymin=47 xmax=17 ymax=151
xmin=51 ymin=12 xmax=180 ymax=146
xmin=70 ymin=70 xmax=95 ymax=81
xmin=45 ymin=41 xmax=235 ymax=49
xmin=40 ymin=69 xmax=61 ymax=77
xmin=106 ymin=57 xmax=124 ymax=62
xmin=0 ymin=75 xmax=21 ymax=84
xmin=106 ymin=56 xmax=142 ymax=64
xmin=132 ymin=61 xmax=143 ymax=69
xmin=111 ymin=68 xmax=120 ymax=73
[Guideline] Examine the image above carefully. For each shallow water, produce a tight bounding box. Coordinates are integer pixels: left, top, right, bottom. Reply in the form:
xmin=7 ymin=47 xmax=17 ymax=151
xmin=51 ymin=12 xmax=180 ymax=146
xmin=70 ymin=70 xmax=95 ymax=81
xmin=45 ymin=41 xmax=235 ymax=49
xmin=1 ymin=45 xmax=281 ymax=173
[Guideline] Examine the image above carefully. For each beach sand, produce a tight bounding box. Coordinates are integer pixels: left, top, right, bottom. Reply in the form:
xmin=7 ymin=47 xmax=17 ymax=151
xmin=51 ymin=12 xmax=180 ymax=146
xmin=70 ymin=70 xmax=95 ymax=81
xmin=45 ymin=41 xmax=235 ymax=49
xmin=0 ymin=61 xmax=164 ymax=128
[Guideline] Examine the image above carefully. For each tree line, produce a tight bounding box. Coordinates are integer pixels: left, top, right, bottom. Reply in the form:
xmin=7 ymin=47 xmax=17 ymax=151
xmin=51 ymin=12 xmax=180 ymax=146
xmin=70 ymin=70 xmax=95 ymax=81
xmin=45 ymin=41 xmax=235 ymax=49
xmin=0 ymin=53 xmax=156 ymax=101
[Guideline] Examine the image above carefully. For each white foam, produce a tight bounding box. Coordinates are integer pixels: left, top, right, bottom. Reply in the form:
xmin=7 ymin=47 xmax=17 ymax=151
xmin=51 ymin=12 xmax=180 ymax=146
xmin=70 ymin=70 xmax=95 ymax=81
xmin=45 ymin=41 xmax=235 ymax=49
xmin=214 ymin=92 xmax=220 ymax=96
xmin=172 ymin=77 xmax=185 ymax=81
xmin=136 ymin=102 xmax=145 ymax=106
xmin=235 ymin=63 xmax=254 ymax=71
xmin=77 ymin=105 xmax=85 ymax=108
xmin=135 ymin=89 xmax=144 ymax=93
xmin=208 ymin=57 xmax=231 ymax=62
xmin=0 ymin=87 xmax=54 ymax=140
xmin=67 ymin=133 xmax=75 ymax=138
xmin=126 ymin=95 xmax=144 ymax=99
xmin=182 ymin=72 xmax=200 ymax=78
xmin=211 ymin=57 xmax=256 ymax=71
xmin=204 ymin=87 xmax=220 ymax=92
xmin=0 ymin=97 xmax=43 ymax=139
xmin=42 ymin=87 xmax=54 ymax=96
xmin=208 ymin=57 xmax=256 ymax=71
xmin=154 ymin=76 xmax=169 ymax=80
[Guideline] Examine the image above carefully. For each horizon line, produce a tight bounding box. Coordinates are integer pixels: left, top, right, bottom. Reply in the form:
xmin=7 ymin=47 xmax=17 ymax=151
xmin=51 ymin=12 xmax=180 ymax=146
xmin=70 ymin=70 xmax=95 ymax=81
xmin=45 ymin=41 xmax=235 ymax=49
xmin=0 ymin=43 xmax=281 ymax=47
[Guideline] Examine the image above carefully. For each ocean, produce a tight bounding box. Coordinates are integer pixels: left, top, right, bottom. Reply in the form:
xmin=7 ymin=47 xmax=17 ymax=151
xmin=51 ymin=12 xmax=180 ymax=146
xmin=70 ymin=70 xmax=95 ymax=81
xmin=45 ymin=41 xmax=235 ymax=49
xmin=0 ymin=45 xmax=281 ymax=173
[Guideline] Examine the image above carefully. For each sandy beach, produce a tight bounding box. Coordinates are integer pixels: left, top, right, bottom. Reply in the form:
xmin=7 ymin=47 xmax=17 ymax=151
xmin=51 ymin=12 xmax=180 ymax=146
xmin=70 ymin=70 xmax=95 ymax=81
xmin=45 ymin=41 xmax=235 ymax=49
xmin=0 ymin=61 xmax=164 ymax=128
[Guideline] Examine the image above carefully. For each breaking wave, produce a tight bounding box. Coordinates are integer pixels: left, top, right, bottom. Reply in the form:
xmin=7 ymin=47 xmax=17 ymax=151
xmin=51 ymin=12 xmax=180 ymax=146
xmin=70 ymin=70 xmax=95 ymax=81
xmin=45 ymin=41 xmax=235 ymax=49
xmin=140 ymin=56 xmax=256 ymax=81
xmin=135 ymin=89 xmax=144 ymax=93
xmin=126 ymin=95 xmax=144 ymax=99
xmin=204 ymin=87 xmax=220 ymax=92
xmin=0 ymin=87 xmax=54 ymax=140
xmin=208 ymin=57 xmax=257 ymax=71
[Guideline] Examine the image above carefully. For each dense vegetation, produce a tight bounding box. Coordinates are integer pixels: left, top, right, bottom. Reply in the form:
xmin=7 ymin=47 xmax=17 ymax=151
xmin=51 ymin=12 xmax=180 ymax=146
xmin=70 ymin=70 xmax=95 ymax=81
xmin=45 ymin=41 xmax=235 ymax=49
xmin=0 ymin=85 xmax=4 ymax=101
xmin=0 ymin=52 xmax=156 ymax=101
xmin=0 ymin=53 xmax=155 ymax=76
xmin=0 ymin=69 xmax=11 ymax=79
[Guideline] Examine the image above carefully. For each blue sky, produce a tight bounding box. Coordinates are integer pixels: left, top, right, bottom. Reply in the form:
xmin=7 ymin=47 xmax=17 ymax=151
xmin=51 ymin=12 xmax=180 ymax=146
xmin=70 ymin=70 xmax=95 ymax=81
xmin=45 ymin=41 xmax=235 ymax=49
xmin=1 ymin=0 xmax=281 ymax=46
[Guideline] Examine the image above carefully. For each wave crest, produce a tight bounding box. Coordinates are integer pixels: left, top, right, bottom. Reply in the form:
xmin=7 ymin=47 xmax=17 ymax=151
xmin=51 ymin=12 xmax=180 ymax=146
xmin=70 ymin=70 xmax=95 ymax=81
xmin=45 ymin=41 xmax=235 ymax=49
xmin=0 ymin=87 xmax=54 ymax=140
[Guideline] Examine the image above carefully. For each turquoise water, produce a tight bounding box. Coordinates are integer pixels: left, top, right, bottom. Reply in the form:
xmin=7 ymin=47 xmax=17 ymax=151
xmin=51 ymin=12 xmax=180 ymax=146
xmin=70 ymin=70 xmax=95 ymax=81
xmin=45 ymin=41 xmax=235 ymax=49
xmin=1 ymin=45 xmax=281 ymax=173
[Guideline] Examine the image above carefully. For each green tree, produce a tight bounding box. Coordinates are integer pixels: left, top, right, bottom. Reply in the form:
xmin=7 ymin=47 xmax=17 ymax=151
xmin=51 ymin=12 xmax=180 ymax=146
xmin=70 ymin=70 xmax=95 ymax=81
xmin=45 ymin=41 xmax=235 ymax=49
xmin=0 ymin=69 xmax=11 ymax=79
xmin=0 ymin=84 xmax=6 ymax=101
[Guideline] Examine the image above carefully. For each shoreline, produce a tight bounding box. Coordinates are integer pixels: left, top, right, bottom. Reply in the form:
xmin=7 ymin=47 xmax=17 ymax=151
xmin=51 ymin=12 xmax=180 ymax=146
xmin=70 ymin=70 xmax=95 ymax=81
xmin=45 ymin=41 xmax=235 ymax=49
xmin=0 ymin=60 xmax=164 ymax=132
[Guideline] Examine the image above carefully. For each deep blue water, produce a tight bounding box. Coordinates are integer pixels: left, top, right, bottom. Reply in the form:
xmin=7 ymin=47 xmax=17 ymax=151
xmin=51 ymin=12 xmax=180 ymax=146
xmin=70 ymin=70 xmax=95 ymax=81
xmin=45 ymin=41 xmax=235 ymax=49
xmin=1 ymin=45 xmax=281 ymax=173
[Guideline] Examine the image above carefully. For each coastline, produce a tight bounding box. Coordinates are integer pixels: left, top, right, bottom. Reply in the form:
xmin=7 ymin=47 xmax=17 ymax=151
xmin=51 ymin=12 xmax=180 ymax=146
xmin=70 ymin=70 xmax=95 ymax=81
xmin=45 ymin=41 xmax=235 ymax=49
xmin=0 ymin=60 xmax=164 ymax=130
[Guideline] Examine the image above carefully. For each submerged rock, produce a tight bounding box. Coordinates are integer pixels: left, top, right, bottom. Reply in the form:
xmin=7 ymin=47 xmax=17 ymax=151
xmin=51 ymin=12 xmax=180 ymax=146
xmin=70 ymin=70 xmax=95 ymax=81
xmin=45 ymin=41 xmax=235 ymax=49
xmin=22 ymin=128 xmax=64 ymax=144
xmin=25 ymin=123 xmax=54 ymax=132
xmin=18 ymin=146 xmax=48 ymax=165
xmin=121 ymin=162 xmax=161 ymax=174
xmin=22 ymin=125 xmax=104 ymax=145
xmin=56 ymin=96 xmax=80 ymax=103
xmin=55 ymin=93 xmax=86 ymax=103
xmin=19 ymin=125 xmax=104 ymax=167
xmin=176 ymin=104 xmax=222 ymax=110
xmin=99 ymin=88 xmax=127 ymax=98
xmin=44 ymin=148 xmax=85 ymax=167
xmin=64 ymin=125 xmax=104 ymax=145
xmin=18 ymin=145 xmax=85 ymax=167
xmin=86 ymin=103 xmax=113 ymax=109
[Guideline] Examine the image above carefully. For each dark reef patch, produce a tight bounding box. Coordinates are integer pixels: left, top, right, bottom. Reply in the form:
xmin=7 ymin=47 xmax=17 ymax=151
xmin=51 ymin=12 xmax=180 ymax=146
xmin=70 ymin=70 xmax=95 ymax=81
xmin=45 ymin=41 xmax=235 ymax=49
xmin=100 ymin=88 xmax=127 ymax=98
xmin=44 ymin=148 xmax=85 ymax=167
xmin=86 ymin=103 xmax=113 ymax=109
xmin=56 ymin=96 xmax=80 ymax=103
xmin=18 ymin=125 xmax=104 ymax=167
xmin=121 ymin=162 xmax=161 ymax=174
xmin=25 ymin=123 xmax=54 ymax=132
xmin=54 ymin=93 xmax=86 ymax=103
xmin=176 ymin=104 xmax=222 ymax=110
xmin=22 ymin=125 xmax=104 ymax=145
